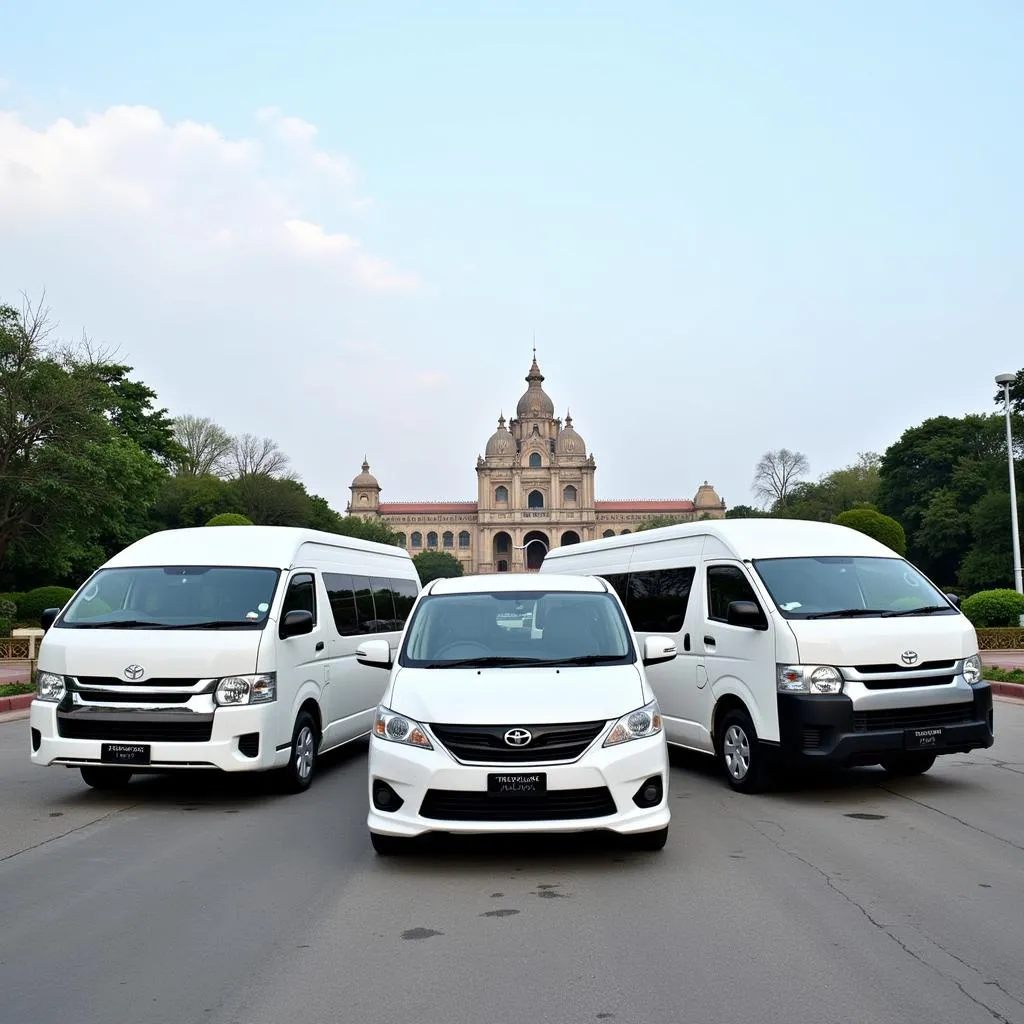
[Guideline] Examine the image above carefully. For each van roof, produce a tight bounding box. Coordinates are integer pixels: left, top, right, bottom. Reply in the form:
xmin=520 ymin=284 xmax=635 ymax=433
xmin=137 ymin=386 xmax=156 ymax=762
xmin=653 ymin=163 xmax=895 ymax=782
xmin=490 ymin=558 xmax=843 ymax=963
xmin=427 ymin=573 xmax=607 ymax=595
xmin=542 ymin=517 xmax=899 ymax=562
xmin=102 ymin=526 xmax=416 ymax=571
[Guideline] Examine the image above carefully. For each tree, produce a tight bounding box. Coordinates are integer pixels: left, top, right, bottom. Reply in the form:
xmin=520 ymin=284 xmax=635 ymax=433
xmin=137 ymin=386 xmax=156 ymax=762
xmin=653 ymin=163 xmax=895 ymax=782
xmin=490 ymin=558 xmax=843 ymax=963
xmin=835 ymin=508 xmax=907 ymax=556
xmin=752 ymin=449 xmax=809 ymax=509
xmin=229 ymin=433 xmax=291 ymax=479
xmin=725 ymin=504 xmax=769 ymax=519
xmin=634 ymin=515 xmax=690 ymax=532
xmin=150 ymin=474 xmax=240 ymax=531
xmin=207 ymin=513 xmax=253 ymax=526
xmin=413 ymin=550 xmax=463 ymax=583
xmin=775 ymin=453 xmax=880 ymax=522
xmin=330 ymin=515 xmax=403 ymax=547
xmin=173 ymin=415 xmax=234 ymax=476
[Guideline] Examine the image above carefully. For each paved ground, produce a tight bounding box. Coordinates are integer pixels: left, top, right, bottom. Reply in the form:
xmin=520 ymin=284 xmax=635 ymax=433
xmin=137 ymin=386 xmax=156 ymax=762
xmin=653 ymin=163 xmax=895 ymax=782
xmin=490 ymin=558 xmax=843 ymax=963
xmin=984 ymin=651 xmax=1024 ymax=670
xmin=1 ymin=701 xmax=1022 ymax=1024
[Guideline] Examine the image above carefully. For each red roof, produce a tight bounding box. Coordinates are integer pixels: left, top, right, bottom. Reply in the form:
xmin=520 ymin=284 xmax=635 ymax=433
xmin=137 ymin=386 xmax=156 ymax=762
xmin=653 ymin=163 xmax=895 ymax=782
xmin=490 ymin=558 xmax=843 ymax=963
xmin=596 ymin=500 xmax=695 ymax=512
xmin=379 ymin=502 xmax=479 ymax=514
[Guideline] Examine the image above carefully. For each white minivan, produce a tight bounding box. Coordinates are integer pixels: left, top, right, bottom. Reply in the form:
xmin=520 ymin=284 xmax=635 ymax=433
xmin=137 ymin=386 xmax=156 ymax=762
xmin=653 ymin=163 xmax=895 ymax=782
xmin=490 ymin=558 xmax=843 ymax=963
xmin=540 ymin=519 xmax=994 ymax=792
xmin=358 ymin=573 xmax=676 ymax=854
xmin=30 ymin=526 xmax=420 ymax=793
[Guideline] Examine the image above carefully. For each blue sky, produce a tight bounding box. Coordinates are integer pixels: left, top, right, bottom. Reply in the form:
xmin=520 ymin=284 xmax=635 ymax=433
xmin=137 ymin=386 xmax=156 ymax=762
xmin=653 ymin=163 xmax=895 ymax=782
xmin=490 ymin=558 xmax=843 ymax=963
xmin=1 ymin=1 xmax=1022 ymax=512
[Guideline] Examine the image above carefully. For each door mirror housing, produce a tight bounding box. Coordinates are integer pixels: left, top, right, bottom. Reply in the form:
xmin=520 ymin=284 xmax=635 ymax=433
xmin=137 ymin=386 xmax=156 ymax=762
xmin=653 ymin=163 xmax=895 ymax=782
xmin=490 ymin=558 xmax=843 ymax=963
xmin=41 ymin=607 xmax=60 ymax=632
xmin=356 ymin=638 xmax=393 ymax=669
xmin=945 ymin=593 xmax=961 ymax=608
xmin=642 ymin=635 xmax=677 ymax=667
xmin=727 ymin=600 xmax=768 ymax=630
xmin=280 ymin=609 xmax=314 ymax=638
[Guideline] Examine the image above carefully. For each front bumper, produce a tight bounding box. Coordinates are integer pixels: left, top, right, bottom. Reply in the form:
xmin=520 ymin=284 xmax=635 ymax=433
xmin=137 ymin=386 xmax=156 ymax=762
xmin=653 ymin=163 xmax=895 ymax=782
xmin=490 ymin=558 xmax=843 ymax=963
xmin=775 ymin=683 xmax=994 ymax=767
xmin=29 ymin=700 xmax=285 ymax=773
xmin=367 ymin=731 xmax=670 ymax=838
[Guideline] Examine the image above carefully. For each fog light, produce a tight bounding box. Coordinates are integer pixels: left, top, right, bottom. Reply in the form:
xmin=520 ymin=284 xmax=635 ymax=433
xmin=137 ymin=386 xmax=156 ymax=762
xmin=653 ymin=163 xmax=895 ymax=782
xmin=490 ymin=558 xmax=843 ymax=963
xmin=632 ymin=775 xmax=664 ymax=808
xmin=372 ymin=780 xmax=404 ymax=812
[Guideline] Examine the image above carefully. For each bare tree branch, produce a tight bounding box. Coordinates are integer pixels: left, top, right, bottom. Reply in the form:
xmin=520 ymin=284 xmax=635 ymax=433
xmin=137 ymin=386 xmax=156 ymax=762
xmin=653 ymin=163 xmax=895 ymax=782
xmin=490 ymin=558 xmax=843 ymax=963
xmin=752 ymin=448 xmax=809 ymax=508
xmin=229 ymin=433 xmax=292 ymax=479
xmin=172 ymin=415 xmax=235 ymax=476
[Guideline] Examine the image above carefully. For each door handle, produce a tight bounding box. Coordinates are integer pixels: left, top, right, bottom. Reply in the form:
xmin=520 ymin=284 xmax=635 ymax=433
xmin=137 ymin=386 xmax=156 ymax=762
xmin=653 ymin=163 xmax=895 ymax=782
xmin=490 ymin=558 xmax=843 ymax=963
xmin=683 ymin=633 xmax=691 ymax=652
xmin=315 ymin=641 xmax=325 ymax=652
xmin=704 ymin=635 xmax=716 ymax=647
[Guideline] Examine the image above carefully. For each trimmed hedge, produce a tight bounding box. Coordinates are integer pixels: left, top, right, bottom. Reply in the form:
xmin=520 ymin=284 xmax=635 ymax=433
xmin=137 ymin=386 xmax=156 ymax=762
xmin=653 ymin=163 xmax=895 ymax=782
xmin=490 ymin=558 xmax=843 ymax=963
xmin=0 ymin=617 xmax=10 ymax=637
xmin=835 ymin=508 xmax=907 ymax=556
xmin=961 ymin=589 xmax=1024 ymax=629
xmin=206 ymin=513 xmax=254 ymax=526
xmin=18 ymin=586 xmax=76 ymax=622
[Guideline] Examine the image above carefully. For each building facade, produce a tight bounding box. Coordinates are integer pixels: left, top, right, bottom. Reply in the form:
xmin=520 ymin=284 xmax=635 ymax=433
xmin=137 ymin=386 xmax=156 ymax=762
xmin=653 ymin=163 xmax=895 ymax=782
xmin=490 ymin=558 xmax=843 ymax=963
xmin=347 ymin=354 xmax=726 ymax=573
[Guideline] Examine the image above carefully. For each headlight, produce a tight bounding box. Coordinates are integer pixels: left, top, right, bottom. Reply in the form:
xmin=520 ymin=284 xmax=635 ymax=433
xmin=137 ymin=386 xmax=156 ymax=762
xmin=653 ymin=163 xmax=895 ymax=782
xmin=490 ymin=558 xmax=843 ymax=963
xmin=777 ymin=664 xmax=844 ymax=695
xmin=962 ymin=654 xmax=983 ymax=685
xmin=214 ymin=673 xmax=277 ymax=706
xmin=36 ymin=672 xmax=66 ymax=702
xmin=603 ymin=699 xmax=663 ymax=747
xmin=373 ymin=706 xmax=433 ymax=749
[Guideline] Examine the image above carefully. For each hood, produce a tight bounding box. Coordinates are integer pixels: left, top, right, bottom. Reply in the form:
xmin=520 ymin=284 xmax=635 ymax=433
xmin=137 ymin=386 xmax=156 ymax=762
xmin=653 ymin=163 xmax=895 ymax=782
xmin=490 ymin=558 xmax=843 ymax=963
xmin=38 ymin=627 xmax=264 ymax=679
xmin=388 ymin=663 xmax=647 ymax=724
xmin=787 ymin=614 xmax=978 ymax=667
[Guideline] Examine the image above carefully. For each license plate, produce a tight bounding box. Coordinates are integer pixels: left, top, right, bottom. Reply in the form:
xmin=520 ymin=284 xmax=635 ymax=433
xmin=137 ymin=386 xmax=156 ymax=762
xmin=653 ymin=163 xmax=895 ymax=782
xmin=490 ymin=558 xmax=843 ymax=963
xmin=101 ymin=743 xmax=151 ymax=766
xmin=487 ymin=772 xmax=546 ymax=796
xmin=905 ymin=727 xmax=943 ymax=751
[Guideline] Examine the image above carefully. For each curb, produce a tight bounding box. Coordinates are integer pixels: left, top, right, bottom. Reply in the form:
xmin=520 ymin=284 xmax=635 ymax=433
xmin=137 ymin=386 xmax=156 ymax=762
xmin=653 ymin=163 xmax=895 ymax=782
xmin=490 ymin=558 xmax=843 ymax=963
xmin=0 ymin=693 xmax=33 ymax=714
xmin=989 ymin=680 xmax=1024 ymax=701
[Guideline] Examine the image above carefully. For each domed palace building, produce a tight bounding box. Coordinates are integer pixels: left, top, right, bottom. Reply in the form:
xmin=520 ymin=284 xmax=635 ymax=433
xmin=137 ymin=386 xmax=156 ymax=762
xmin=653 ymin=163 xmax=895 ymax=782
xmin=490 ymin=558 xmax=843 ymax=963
xmin=347 ymin=354 xmax=726 ymax=573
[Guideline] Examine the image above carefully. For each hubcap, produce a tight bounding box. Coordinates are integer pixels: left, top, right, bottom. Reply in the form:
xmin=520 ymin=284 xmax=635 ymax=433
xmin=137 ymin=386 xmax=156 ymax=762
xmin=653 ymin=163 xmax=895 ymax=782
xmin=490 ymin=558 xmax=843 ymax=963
xmin=723 ymin=723 xmax=751 ymax=780
xmin=295 ymin=726 xmax=315 ymax=780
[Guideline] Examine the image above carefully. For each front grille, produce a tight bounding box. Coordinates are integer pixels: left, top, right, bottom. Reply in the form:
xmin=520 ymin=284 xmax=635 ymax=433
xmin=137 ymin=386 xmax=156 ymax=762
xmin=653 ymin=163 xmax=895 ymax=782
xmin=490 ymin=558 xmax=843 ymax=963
xmin=419 ymin=787 xmax=617 ymax=821
xmin=853 ymin=661 xmax=955 ymax=674
xmin=74 ymin=689 xmax=194 ymax=704
xmin=57 ymin=716 xmax=214 ymax=742
xmin=857 ymin=673 xmax=955 ymax=690
xmin=429 ymin=720 xmax=606 ymax=763
xmin=853 ymin=703 xmax=974 ymax=732
xmin=74 ymin=676 xmax=202 ymax=689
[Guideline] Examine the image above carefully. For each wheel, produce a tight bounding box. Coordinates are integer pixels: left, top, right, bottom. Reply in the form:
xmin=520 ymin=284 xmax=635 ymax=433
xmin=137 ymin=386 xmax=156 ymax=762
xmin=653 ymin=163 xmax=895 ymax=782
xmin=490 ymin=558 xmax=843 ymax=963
xmin=623 ymin=826 xmax=669 ymax=852
xmin=80 ymin=766 xmax=133 ymax=790
xmin=370 ymin=831 xmax=412 ymax=856
xmin=281 ymin=711 xmax=318 ymax=793
xmin=717 ymin=707 xmax=770 ymax=793
xmin=880 ymin=753 xmax=936 ymax=777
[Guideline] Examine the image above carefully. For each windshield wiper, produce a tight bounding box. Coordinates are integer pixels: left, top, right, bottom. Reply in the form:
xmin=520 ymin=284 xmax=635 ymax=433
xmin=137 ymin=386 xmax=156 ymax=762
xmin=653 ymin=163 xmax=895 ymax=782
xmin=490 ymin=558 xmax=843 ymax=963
xmin=881 ymin=605 xmax=953 ymax=618
xmin=69 ymin=619 xmax=161 ymax=629
xmin=420 ymin=656 xmax=546 ymax=668
xmin=539 ymin=654 xmax=627 ymax=666
xmin=802 ymin=608 xmax=888 ymax=620
xmin=158 ymin=620 xmax=261 ymax=630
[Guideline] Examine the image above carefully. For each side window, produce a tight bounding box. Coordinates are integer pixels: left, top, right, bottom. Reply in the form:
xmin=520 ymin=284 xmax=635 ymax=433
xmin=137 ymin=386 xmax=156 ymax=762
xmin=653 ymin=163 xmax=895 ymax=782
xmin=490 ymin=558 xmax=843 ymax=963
xmin=391 ymin=578 xmax=419 ymax=628
xmin=707 ymin=565 xmax=760 ymax=622
xmin=323 ymin=572 xmax=360 ymax=636
xmin=371 ymin=577 xmax=398 ymax=632
xmin=280 ymin=572 xmax=317 ymax=631
xmin=626 ymin=568 xmax=695 ymax=633
xmin=601 ymin=573 xmax=630 ymax=604
xmin=352 ymin=575 xmax=377 ymax=632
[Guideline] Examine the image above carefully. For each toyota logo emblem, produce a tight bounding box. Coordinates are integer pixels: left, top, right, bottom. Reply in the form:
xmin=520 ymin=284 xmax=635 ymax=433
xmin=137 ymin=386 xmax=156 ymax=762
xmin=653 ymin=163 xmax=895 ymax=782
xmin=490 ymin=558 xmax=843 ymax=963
xmin=900 ymin=650 xmax=919 ymax=666
xmin=123 ymin=664 xmax=145 ymax=681
xmin=504 ymin=728 xmax=532 ymax=747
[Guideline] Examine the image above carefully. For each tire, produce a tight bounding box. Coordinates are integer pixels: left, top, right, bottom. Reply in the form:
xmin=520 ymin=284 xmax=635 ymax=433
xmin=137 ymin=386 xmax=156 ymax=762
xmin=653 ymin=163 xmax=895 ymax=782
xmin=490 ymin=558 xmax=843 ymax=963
xmin=370 ymin=831 xmax=411 ymax=856
xmin=624 ymin=826 xmax=669 ymax=852
xmin=281 ymin=711 xmax=318 ymax=793
xmin=880 ymin=753 xmax=936 ymax=777
xmin=717 ymin=707 xmax=770 ymax=793
xmin=80 ymin=766 xmax=133 ymax=790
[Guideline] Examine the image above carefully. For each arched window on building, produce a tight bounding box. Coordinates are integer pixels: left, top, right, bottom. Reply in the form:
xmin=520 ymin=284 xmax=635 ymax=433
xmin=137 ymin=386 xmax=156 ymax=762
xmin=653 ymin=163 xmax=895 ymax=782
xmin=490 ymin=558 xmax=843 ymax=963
xmin=563 ymin=484 xmax=578 ymax=503
xmin=458 ymin=531 xmax=471 ymax=548
xmin=411 ymin=532 xmax=422 ymax=548
xmin=528 ymin=490 xmax=544 ymax=509
xmin=621 ymin=529 xmax=632 ymax=535
xmin=497 ymin=559 xmax=509 ymax=572
xmin=427 ymin=531 xmax=438 ymax=547
xmin=396 ymin=532 xmax=406 ymax=546
xmin=602 ymin=529 xmax=615 ymax=538
xmin=528 ymin=452 xmax=542 ymax=468
xmin=495 ymin=485 xmax=509 ymax=502
xmin=442 ymin=531 xmax=454 ymax=548
xmin=560 ymin=530 xmax=581 ymax=546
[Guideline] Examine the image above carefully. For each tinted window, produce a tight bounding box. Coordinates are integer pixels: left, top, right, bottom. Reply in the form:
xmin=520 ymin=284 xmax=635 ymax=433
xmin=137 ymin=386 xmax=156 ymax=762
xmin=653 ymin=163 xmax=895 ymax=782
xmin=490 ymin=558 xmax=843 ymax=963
xmin=601 ymin=573 xmax=630 ymax=603
xmin=281 ymin=573 xmax=317 ymax=630
xmin=324 ymin=573 xmax=360 ymax=635
xmin=626 ymin=568 xmax=695 ymax=633
xmin=371 ymin=577 xmax=398 ymax=631
xmin=707 ymin=565 xmax=760 ymax=622
xmin=392 ymin=577 xmax=419 ymax=626
xmin=353 ymin=577 xmax=377 ymax=629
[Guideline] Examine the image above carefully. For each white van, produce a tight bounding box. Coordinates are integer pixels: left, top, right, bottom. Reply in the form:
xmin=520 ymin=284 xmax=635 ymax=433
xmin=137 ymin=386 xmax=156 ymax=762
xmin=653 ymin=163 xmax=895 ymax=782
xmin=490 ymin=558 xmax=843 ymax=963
xmin=30 ymin=526 xmax=420 ymax=793
xmin=540 ymin=519 xmax=994 ymax=792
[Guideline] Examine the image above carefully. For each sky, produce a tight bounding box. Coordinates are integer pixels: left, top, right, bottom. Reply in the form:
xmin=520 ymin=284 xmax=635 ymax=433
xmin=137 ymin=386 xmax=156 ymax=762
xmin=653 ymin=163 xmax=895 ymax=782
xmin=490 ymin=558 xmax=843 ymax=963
xmin=1 ymin=1 xmax=1022 ymax=513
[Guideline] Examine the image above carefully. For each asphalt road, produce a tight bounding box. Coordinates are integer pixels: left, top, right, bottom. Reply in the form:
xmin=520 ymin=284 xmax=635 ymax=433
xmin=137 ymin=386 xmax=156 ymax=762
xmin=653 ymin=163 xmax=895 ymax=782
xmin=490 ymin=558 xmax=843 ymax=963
xmin=1 ymin=701 xmax=1023 ymax=1024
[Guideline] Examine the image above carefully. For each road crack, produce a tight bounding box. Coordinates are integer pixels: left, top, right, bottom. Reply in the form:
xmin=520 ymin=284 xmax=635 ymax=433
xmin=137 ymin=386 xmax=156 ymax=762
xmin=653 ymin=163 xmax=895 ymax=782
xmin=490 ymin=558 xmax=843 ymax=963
xmin=0 ymin=803 xmax=140 ymax=864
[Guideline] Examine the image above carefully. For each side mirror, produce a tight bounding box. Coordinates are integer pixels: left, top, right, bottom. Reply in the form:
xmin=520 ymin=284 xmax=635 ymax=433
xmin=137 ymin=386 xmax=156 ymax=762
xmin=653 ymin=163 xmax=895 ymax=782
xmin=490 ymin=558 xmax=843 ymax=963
xmin=945 ymin=593 xmax=961 ymax=608
xmin=727 ymin=600 xmax=768 ymax=630
xmin=356 ymin=638 xmax=393 ymax=669
xmin=642 ymin=635 xmax=677 ymax=667
xmin=280 ymin=609 xmax=314 ymax=638
xmin=41 ymin=607 xmax=60 ymax=632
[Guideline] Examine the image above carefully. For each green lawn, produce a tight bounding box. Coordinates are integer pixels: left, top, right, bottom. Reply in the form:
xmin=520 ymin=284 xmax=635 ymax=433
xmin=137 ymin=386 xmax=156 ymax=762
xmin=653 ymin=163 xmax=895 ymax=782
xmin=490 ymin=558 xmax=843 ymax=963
xmin=0 ymin=682 xmax=34 ymax=697
xmin=985 ymin=666 xmax=1024 ymax=685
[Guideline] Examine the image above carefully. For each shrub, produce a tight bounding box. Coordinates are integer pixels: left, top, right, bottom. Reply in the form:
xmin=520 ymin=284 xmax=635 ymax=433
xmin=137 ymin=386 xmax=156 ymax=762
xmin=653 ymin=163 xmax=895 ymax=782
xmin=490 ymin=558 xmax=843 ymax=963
xmin=0 ymin=592 xmax=24 ymax=616
xmin=961 ymin=589 xmax=1024 ymax=628
xmin=206 ymin=513 xmax=254 ymax=526
xmin=0 ymin=598 xmax=16 ymax=622
xmin=835 ymin=508 xmax=907 ymax=555
xmin=0 ymin=617 xmax=11 ymax=637
xmin=18 ymin=586 xmax=76 ymax=622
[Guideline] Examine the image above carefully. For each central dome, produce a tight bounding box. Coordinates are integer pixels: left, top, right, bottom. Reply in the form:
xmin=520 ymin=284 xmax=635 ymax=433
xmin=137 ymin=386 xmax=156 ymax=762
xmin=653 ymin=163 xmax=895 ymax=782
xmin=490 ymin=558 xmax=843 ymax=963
xmin=516 ymin=354 xmax=555 ymax=419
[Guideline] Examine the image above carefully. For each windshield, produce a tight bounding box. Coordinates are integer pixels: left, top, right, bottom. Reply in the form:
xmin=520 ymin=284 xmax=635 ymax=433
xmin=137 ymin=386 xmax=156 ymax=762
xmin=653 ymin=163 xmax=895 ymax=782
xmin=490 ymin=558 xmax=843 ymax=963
xmin=57 ymin=566 xmax=282 ymax=629
xmin=399 ymin=590 xmax=636 ymax=668
xmin=752 ymin=556 xmax=955 ymax=619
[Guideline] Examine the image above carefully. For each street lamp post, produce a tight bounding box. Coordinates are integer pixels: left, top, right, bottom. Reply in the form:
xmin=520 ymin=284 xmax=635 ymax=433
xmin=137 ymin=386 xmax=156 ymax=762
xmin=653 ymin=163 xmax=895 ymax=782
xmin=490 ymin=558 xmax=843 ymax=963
xmin=513 ymin=538 xmax=549 ymax=572
xmin=995 ymin=373 xmax=1023 ymax=595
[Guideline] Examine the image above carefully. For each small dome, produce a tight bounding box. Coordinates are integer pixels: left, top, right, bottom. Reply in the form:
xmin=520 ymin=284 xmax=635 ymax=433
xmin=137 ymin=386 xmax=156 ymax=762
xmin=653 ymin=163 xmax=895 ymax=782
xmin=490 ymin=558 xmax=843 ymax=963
xmin=694 ymin=480 xmax=721 ymax=507
xmin=351 ymin=458 xmax=380 ymax=490
xmin=485 ymin=414 xmax=514 ymax=458
xmin=516 ymin=353 xmax=555 ymax=419
xmin=556 ymin=411 xmax=586 ymax=456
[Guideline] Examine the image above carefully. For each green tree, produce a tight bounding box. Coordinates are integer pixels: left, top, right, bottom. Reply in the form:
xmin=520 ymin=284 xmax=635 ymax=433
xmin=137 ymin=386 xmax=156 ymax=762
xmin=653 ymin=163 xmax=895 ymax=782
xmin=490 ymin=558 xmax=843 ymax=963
xmin=775 ymin=453 xmax=881 ymax=522
xmin=634 ymin=515 xmax=690 ymax=532
xmin=206 ymin=513 xmax=253 ymax=526
xmin=835 ymin=508 xmax=907 ymax=555
xmin=330 ymin=515 xmax=403 ymax=546
xmin=413 ymin=550 xmax=463 ymax=583
xmin=150 ymin=474 xmax=240 ymax=530
xmin=725 ymin=504 xmax=769 ymax=519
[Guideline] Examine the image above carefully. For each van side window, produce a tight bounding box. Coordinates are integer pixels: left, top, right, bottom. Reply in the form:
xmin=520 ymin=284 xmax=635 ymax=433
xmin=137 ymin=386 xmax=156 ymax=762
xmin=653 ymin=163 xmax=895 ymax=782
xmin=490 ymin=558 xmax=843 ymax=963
xmin=324 ymin=573 xmax=419 ymax=636
xmin=353 ymin=578 xmax=377 ymax=631
xmin=707 ymin=565 xmax=759 ymax=622
xmin=626 ymin=568 xmax=695 ymax=633
xmin=324 ymin=573 xmax=360 ymax=636
xmin=371 ymin=578 xmax=398 ymax=632
xmin=391 ymin=578 xmax=418 ymax=627
xmin=601 ymin=573 xmax=630 ymax=603
xmin=281 ymin=573 xmax=317 ymax=624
